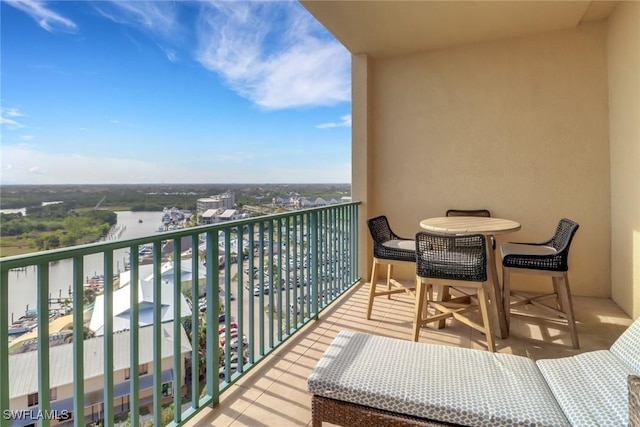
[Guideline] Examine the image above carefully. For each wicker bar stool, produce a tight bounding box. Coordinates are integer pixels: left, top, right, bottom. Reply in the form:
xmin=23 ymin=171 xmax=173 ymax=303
xmin=501 ymin=218 xmax=580 ymax=348
xmin=446 ymin=208 xmax=496 ymax=250
xmin=366 ymin=215 xmax=416 ymax=320
xmin=413 ymin=231 xmax=495 ymax=352
xmin=445 ymin=209 xmax=491 ymax=218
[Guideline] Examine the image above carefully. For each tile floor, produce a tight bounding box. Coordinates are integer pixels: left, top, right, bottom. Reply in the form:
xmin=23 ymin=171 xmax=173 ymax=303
xmin=186 ymin=281 xmax=634 ymax=426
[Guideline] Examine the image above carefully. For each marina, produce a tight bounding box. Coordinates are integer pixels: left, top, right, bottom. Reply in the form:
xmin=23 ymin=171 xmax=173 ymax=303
xmin=5 ymin=210 xmax=164 ymax=329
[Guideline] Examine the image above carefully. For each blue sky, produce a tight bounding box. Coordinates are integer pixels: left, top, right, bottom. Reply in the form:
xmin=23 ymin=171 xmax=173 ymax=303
xmin=0 ymin=0 xmax=351 ymax=185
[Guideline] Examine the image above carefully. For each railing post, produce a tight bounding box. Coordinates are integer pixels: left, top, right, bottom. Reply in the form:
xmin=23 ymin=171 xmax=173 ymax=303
xmin=103 ymin=251 xmax=114 ymax=427
xmin=310 ymin=211 xmax=319 ymax=320
xmin=72 ymin=256 xmax=85 ymax=427
xmin=129 ymin=247 xmax=140 ymax=427
xmin=152 ymin=242 xmax=162 ymax=427
xmin=248 ymin=224 xmax=255 ymax=364
xmin=37 ymin=263 xmax=51 ymax=427
xmin=190 ymin=234 xmax=201 ymax=410
xmin=267 ymin=220 xmax=274 ymax=349
xmin=0 ymin=266 xmax=9 ymax=427
xmin=205 ymin=230 xmax=219 ymax=402
xmin=173 ymin=238 xmax=182 ymax=424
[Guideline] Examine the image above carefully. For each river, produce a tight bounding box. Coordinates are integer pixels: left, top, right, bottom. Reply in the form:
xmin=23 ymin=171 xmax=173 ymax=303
xmin=5 ymin=211 xmax=164 ymax=323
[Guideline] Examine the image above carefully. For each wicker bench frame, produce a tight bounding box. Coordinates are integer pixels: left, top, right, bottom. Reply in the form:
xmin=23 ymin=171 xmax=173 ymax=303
xmin=311 ymin=395 xmax=455 ymax=427
xmin=311 ymin=376 xmax=640 ymax=427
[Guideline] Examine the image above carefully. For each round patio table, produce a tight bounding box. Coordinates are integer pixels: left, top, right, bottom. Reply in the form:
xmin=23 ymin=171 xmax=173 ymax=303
xmin=419 ymin=216 xmax=521 ymax=339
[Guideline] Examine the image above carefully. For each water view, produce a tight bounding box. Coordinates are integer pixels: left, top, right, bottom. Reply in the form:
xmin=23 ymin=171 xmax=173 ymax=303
xmin=6 ymin=211 xmax=163 ymax=324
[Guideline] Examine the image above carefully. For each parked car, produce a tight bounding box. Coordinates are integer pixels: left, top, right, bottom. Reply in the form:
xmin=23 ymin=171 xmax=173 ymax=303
xmin=229 ymin=336 xmax=248 ymax=350
xmin=223 ymin=351 xmax=248 ymax=366
xmin=218 ymin=363 xmax=239 ymax=381
xmin=220 ymin=330 xmax=239 ymax=346
xmin=253 ymin=284 xmax=270 ymax=296
xmin=218 ymin=322 xmax=238 ymax=333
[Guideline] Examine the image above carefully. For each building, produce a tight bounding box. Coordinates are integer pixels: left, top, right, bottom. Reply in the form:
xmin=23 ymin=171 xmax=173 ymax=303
xmin=89 ymin=262 xmax=195 ymax=336
xmin=196 ymin=192 xmax=235 ymax=217
xmin=7 ymin=322 xmax=191 ymax=426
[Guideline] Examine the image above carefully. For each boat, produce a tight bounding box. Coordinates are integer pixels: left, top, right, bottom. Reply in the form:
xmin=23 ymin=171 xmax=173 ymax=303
xmin=138 ymin=219 xmax=143 ymax=223
xmin=7 ymin=310 xmax=38 ymax=336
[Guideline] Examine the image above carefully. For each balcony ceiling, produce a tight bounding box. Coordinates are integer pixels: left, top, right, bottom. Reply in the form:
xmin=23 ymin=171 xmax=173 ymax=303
xmin=300 ymin=1 xmax=618 ymax=59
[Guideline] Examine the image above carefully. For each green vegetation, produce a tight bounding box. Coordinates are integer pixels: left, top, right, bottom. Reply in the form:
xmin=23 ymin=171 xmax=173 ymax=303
xmin=0 ymin=183 xmax=350 ymax=211
xmin=0 ymin=204 xmax=117 ymax=255
xmin=0 ymin=183 xmax=351 ymax=257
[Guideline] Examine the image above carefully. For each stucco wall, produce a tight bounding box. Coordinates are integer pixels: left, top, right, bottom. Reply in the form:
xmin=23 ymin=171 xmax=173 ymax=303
xmin=607 ymin=1 xmax=640 ymax=318
xmin=363 ymin=23 xmax=611 ymax=296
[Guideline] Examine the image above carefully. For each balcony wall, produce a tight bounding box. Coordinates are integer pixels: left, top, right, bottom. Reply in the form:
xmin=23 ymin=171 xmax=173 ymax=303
xmin=606 ymin=1 xmax=640 ymax=318
xmin=352 ymin=4 xmax=640 ymax=318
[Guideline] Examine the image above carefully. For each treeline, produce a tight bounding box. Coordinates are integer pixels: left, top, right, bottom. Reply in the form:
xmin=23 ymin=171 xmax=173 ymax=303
xmin=0 ymin=183 xmax=351 ymax=211
xmin=0 ymin=184 xmax=228 ymax=210
xmin=1 ymin=205 xmax=117 ymax=251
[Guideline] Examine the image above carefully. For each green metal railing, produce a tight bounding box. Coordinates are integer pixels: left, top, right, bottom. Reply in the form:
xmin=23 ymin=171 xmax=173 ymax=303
xmin=0 ymin=202 xmax=360 ymax=427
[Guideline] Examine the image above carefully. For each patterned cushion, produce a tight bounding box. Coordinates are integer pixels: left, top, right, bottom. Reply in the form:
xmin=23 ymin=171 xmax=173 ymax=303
xmin=537 ymin=350 xmax=635 ymax=427
xmin=610 ymin=316 xmax=640 ymax=373
xmin=308 ymin=331 xmax=570 ymax=426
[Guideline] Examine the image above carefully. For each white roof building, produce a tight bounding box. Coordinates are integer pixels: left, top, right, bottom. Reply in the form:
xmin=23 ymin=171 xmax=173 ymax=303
xmin=89 ymin=278 xmax=193 ymax=336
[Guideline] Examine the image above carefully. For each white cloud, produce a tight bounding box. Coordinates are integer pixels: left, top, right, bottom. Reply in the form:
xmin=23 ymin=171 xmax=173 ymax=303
xmin=3 ymin=107 xmax=25 ymax=118
xmin=28 ymin=166 xmax=44 ymax=174
xmin=0 ymin=117 xmax=26 ymax=130
xmin=195 ymin=2 xmax=350 ymax=110
xmin=90 ymin=1 xmax=351 ymax=110
xmin=94 ymin=1 xmax=179 ymax=39
xmin=1 ymin=107 xmax=27 ymax=130
xmin=19 ymin=135 xmax=35 ymax=140
xmin=317 ymin=114 xmax=352 ymax=129
xmin=215 ymin=152 xmax=255 ymax=162
xmin=0 ymin=145 xmax=350 ymax=185
xmin=5 ymin=0 xmax=76 ymax=33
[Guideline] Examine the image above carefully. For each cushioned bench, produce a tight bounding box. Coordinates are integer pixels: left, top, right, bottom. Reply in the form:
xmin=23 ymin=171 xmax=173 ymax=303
xmin=308 ymin=317 xmax=640 ymax=426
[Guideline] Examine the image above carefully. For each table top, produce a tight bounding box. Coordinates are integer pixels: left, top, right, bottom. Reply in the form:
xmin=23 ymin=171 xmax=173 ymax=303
xmin=419 ymin=216 xmax=521 ymax=235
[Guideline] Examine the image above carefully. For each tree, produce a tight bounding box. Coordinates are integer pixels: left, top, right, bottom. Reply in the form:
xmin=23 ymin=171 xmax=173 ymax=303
xmin=83 ymin=288 xmax=97 ymax=306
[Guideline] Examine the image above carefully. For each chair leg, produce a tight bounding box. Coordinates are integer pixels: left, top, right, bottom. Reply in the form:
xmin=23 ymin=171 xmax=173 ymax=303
xmin=477 ymin=284 xmax=495 ymax=352
xmin=434 ymin=285 xmax=450 ymax=329
xmin=421 ymin=283 xmax=432 ymax=319
xmin=502 ymin=266 xmax=511 ymax=331
xmin=551 ymin=277 xmax=563 ymax=313
xmin=386 ymin=264 xmax=393 ymax=299
xmin=555 ymin=274 xmax=579 ymax=349
xmin=366 ymin=259 xmax=378 ymax=320
xmin=413 ymin=277 xmax=425 ymax=342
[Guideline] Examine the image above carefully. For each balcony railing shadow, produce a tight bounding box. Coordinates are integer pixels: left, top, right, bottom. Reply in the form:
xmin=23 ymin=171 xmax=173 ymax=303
xmin=187 ymin=279 xmax=632 ymax=426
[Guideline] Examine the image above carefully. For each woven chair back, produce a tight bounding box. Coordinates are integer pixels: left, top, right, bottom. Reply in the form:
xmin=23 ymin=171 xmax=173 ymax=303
xmin=367 ymin=215 xmax=395 ymax=244
xmin=415 ymin=232 xmax=487 ymax=282
xmin=446 ymin=209 xmax=491 ymax=218
xmin=548 ymin=218 xmax=580 ymax=253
